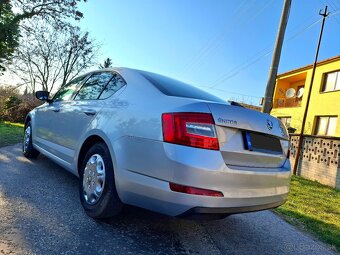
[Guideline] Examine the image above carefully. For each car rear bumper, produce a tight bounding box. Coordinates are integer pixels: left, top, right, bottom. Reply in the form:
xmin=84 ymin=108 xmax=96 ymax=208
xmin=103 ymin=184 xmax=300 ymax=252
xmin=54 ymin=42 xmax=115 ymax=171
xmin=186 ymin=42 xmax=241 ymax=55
xmin=117 ymin=168 xmax=289 ymax=216
xmin=180 ymin=200 xmax=285 ymax=219
xmin=113 ymin=137 xmax=291 ymax=217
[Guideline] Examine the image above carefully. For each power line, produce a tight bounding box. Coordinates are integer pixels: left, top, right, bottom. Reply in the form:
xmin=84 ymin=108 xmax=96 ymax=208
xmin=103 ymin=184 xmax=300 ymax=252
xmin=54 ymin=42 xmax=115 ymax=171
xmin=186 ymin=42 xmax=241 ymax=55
xmin=208 ymin=16 xmax=324 ymax=89
xmin=210 ymin=7 xmax=319 ymax=88
xmin=209 ymin=50 xmax=273 ymax=88
xmin=328 ymin=8 xmax=340 ymax=18
xmin=198 ymin=85 xmax=262 ymax=99
xmin=197 ymin=85 xmax=263 ymax=106
xmin=180 ymin=0 xmax=249 ymax=75
xmin=322 ymin=0 xmax=340 ymax=23
xmin=181 ymin=0 xmax=253 ymax=75
xmin=191 ymin=7 xmax=340 ymax=101
xmin=189 ymin=0 xmax=274 ymax=75
xmin=181 ymin=0 xmax=274 ymax=77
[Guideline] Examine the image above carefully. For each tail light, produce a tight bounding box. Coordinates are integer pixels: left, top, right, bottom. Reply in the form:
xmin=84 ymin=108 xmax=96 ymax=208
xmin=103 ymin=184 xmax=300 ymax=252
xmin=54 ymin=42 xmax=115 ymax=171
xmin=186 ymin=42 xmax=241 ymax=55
xmin=162 ymin=112 xmax=219 ymax=150
xmin=170 ymin=183 xmax=223 ymax=197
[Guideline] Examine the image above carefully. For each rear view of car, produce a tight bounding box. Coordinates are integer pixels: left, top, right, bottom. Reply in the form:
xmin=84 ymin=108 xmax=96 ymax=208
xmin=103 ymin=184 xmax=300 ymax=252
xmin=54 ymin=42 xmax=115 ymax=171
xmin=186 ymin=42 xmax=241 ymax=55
xmin=159 ymin=106 xmax=291 ymax=217
xmin=24 ymin=68 xmax=291 ymax=219
xmin=112 ymin=70 xmax=291 ymax=218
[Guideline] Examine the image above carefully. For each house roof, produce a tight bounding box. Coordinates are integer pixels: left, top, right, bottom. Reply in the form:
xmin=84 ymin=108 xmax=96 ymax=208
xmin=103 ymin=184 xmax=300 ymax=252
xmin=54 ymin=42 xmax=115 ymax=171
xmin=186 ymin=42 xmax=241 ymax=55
xmin=277 ymin=55 xmax=340 ymax=78
xmin=238 ymin=102 xmax=262 ymax=112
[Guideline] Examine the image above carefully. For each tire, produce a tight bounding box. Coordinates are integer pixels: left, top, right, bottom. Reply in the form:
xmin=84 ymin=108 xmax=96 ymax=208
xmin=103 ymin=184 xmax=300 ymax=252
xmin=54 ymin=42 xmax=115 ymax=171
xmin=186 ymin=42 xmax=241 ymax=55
xmin=23 ymin=121 xmax=40 ymax=158
xmin=79 ymin=142 xmax=123 ymax=219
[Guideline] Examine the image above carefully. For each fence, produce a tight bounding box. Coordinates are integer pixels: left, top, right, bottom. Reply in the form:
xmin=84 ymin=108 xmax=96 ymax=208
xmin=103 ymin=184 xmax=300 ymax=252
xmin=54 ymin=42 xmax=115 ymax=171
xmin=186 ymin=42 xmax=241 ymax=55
xmin=290 ymin=134 xmax=340 ymax=189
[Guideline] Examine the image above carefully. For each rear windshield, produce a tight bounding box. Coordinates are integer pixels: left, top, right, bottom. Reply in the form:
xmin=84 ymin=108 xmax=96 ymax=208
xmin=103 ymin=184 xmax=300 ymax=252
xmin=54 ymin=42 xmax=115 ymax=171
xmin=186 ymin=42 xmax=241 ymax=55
xmin=140 ymin=71 xmax=226 ymax=103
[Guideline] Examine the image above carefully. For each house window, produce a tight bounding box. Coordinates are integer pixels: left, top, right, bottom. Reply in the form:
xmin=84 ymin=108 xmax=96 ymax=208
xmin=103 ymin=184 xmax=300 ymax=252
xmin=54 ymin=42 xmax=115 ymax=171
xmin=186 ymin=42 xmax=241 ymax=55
xmin=314 ymin=116 xmax=337 ymax=136
xmin=279 ymin=117 xmax=291 ymax=128
xmin=322 ymin=71 xmax=340 ymax=92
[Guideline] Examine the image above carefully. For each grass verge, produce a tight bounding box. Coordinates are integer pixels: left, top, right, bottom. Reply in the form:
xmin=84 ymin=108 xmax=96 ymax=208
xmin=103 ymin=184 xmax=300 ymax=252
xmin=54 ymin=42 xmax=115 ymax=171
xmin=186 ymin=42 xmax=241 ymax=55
xmin=275 ymin=175 xmax=340 ymax=252
xmin=0 ymin=121 xmax=24 ymax=148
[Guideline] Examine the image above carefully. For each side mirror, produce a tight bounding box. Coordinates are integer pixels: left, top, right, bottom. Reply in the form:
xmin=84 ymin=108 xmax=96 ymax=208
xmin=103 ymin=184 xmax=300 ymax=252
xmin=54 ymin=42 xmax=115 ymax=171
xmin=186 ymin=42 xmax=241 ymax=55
xmin=35 ymin=91 xmax=51 ymax=102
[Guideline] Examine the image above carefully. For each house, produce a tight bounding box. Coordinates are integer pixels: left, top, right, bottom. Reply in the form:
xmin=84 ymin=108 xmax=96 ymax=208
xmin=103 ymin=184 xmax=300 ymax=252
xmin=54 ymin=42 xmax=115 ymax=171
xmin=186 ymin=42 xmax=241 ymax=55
xmin=270 ymin=56 xmax=340 ymax=189
xmin=270 ymin=55 xmax=340 ymax=137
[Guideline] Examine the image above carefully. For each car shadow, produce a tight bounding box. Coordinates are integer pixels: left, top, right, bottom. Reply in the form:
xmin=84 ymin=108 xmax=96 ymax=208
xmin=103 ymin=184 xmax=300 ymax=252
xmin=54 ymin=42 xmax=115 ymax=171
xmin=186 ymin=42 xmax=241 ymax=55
xmin=0 ymin=144 xmax=334 ymax=255
xmin=0 ymin=145 xmax=193 ymax=254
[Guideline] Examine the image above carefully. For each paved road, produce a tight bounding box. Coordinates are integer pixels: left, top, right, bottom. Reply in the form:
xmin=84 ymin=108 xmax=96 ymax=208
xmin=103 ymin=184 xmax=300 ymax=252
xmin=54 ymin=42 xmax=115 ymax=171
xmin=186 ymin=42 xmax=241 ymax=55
xmin=0 ymin=144 xmax=336 ymax=255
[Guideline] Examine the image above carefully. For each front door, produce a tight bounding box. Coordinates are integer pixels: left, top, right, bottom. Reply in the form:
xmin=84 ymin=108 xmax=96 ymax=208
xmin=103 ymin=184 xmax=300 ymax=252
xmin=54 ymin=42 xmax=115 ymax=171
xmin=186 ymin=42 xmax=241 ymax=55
xmin=51 ymin=72 xmax=114 ymax=161
xmin=34 ymin=76 xmax=87 ymax=162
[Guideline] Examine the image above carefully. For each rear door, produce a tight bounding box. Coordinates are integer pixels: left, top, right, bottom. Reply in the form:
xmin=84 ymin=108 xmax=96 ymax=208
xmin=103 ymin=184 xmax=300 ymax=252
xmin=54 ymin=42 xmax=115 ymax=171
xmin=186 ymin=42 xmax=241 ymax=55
xmin=207 ymin=103 xmax=289 ymax=168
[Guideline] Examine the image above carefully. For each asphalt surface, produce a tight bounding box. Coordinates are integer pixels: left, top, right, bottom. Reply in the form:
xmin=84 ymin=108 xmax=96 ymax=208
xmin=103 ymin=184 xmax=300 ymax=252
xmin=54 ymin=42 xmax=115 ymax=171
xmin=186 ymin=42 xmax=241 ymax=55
xmin=0 ymin=144 xmax=336 ymax=255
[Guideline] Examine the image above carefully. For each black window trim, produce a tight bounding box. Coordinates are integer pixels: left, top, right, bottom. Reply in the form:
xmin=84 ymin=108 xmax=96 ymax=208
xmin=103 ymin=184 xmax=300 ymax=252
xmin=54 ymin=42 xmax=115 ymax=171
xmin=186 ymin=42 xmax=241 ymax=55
xmin=97 ymin=71 xmax=127 ymax=100
xmin=313 ymin=115 xmax=338 ymax=136
xmin=52 ymin=74 xmax=89 ymax=102
xmin=320 ymin=70 xmax=340 ymax=93
xmin=73 ymin=71 xmax=111 ymax=101
xmin=72 ymin=70 xmax=127 ymax=101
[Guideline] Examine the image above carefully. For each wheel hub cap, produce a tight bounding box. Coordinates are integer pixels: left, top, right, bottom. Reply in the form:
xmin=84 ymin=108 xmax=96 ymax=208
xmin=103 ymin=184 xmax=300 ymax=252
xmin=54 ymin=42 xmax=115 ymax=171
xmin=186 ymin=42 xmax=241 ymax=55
xmin=82 ymin=154 xmax=106 ymax=205
xmin=23 ymin=126 xmax=31 ymax=152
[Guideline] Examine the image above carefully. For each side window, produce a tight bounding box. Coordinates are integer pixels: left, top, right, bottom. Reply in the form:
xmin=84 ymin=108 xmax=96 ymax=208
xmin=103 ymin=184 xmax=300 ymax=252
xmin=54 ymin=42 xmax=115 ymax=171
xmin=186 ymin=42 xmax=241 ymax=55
xmin=53 ymin=76 xmax=85 ymax=101
xmin=99 ymin=73 xmax=126 ymax=99
xmin=314 ymin=116 xmax=337 ymax=136
xmin=278 ymin=117 xmax=291 ymax=128
xmin=322 ymin=71 xmax=340 ymax=92
xmin=75 ymin=72 xmax=113 ymax=100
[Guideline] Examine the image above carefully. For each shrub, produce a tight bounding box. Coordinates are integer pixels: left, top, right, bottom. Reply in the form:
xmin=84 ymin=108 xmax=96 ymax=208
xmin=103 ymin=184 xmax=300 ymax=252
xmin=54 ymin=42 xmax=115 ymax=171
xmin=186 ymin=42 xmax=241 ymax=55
xmin=6 ymin=94 xmax=42 ymax=123
xmin=4 ymin=95 xmax=22 ymax=109
xmin=0 ymin=86 xmax=19 ymax=121
xmin=0 ymin=86 xmax=42 ymax=123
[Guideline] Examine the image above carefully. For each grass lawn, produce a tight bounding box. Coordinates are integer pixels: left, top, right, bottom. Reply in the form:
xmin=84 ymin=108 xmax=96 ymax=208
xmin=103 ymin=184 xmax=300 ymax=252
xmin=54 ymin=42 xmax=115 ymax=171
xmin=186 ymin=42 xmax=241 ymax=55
xmin=275 ymin=175 xmax=340 ymax=252
xmin=0 ymin=121 xmax=24 ymax=148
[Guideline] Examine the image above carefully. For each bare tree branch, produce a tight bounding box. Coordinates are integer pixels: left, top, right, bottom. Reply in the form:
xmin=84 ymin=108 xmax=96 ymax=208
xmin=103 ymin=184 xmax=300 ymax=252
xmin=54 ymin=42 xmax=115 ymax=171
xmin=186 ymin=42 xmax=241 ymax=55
xmin=10 ymin=22 xmax=99 ymax=92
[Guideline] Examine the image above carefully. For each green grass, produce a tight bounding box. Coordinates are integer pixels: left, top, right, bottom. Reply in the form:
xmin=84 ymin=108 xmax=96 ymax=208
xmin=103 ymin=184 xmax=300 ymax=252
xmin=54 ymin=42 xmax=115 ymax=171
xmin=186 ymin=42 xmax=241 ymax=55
xmin=0 ymin=121 xmax=24 ymax=148
xmin=275 ymin=175 xmax=340 ymax=252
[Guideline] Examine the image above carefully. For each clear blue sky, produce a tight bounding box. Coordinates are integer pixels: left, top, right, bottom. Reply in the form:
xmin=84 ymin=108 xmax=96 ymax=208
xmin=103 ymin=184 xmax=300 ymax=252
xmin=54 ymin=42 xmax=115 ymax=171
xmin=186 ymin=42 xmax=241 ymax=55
xmin=78 ymin=0 xmax=340 ymax=105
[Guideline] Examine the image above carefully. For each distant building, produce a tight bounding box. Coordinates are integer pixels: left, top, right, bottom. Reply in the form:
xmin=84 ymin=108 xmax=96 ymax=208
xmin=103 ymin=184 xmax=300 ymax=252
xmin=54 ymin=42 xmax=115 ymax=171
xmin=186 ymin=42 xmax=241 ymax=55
xmin=270 ymin=55 xmax=340 ymax=137
xmin=238 ymin=102 xmax=262 ymax=112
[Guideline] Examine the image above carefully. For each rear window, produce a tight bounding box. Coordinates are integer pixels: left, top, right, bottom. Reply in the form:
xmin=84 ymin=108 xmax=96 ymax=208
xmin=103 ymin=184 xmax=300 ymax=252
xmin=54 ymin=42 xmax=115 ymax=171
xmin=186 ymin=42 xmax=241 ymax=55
xmin=140 ymin=71 xmax=226 ymax=103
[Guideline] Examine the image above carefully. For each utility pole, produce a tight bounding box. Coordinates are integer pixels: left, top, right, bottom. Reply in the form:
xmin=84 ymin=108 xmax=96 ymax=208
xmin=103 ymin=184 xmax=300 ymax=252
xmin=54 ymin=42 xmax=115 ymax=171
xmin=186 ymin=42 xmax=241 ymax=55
xmin=293 ymin=6 xmax=329 ymax=175
xmin=262 ymin=0 xmax=292 ymax=113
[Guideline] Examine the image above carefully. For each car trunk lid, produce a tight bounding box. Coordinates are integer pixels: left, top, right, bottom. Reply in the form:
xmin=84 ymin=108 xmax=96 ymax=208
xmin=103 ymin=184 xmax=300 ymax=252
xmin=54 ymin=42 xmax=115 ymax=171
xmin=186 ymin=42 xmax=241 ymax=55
xmin=207 ymin=102 xmax=289 ymax=168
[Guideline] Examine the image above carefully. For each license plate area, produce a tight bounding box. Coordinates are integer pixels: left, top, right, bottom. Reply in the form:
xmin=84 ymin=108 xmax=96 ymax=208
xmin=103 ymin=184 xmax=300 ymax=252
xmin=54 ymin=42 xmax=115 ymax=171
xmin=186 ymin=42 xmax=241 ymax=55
xmin=243 ymin=131 xmax=282 ymax=154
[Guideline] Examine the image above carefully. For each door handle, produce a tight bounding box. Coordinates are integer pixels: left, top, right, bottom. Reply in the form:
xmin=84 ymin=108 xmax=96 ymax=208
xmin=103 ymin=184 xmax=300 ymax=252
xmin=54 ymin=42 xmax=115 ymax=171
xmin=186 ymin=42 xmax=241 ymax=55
xmin=83 ymin=109 xmax=96 ymax=116
xmin=51 ymin=107 xmax=60 ymax=112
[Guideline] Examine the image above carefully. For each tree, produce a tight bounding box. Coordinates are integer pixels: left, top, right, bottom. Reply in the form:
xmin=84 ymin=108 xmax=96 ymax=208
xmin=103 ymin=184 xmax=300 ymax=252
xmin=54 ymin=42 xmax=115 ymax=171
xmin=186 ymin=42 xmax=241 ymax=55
xmin=0 ymin=2 xmax=20 ymax=73
xmin=10 ymin=0 xmax=86 ymax=23
xmin=11 ymin=22 xmax=98 ymax=92
xmin=99 ymin=58 xmax=113 ymax=69
xmin=59 ymin=26 xmax=98 ymax=87
xmin=0 ymin=0 xmax=86 ymax=72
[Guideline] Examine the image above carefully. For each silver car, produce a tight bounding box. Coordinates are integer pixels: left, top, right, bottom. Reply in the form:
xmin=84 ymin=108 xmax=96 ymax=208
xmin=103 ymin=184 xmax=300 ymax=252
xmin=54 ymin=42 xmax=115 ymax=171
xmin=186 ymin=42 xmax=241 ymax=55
xmin=23 ymin=68 xmax=291 ymax=219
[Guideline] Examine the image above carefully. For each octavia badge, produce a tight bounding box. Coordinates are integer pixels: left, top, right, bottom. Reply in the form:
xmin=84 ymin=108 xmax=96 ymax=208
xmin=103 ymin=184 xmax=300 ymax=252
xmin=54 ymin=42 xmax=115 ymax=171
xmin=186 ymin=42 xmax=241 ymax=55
xmin=266 ymin=119 xmax=273 ymax=130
